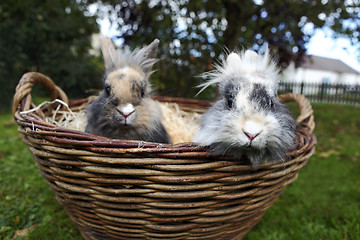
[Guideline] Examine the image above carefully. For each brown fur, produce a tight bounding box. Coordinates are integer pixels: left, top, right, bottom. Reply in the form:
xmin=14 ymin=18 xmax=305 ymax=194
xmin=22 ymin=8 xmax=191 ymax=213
xmin=107 ymin=68 xmax=146 ymax=105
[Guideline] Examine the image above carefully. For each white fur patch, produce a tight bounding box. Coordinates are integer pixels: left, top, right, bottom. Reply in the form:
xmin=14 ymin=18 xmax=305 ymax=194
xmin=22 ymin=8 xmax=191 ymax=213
xmin=121 ymin=66 xmax=129 ymax=72
xmin=244 ymin=120 xmax=262 ymax=135
xmin=235 ymin=91 xmax=251 ymax=112
xmin=121 ymin=103 xmax=135 ymax=115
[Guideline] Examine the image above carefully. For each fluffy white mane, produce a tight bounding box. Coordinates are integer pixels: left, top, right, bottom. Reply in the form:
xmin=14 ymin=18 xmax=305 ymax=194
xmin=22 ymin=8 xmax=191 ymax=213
xmin=198 ymin=48 xmax=280 ymax=95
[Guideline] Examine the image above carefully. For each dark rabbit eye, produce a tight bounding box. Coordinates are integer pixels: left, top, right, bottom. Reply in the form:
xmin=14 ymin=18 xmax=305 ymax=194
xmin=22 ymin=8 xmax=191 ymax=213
xmin=140 ymin=88 xmax=145 ymax=98
xmin=270 ymin=99 xmax=275 ymax=109
xmin=227 ymin=95 xmax=234 ymax=108
xmin=105 ymin=86 xmax=111 ymax=96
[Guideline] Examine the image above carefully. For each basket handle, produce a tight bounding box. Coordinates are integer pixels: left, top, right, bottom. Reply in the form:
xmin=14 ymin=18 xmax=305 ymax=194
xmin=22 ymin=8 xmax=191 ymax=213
xmin=278 ymin=93 xmax=315 ymax=134
xmin=12 ymin=72 xmax=69 ymax=115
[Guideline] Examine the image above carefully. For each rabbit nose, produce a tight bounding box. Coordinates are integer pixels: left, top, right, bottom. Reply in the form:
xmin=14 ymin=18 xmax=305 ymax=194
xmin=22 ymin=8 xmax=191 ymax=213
xmin=120 ymin=111 xmax=134 ymax=119
xmin=243 ymin=131 xmax=260 ymax=141
xmin=119 ymin=103 xmax=135 ymax=118
xmin=243 ymin=120 xmax=262 ymax=141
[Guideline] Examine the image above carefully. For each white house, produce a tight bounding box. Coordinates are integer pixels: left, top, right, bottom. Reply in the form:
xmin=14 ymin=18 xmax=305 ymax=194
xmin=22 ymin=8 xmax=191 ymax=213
xmin=281 ymin=55 xmax=360 ymax=95
xmin=282 ymin=55 xmax=360 ymax=84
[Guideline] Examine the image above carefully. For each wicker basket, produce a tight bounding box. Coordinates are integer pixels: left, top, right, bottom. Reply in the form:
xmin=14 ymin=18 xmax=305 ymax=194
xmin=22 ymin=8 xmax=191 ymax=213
xmin=13 ymin=72 xmax=316 ymax=240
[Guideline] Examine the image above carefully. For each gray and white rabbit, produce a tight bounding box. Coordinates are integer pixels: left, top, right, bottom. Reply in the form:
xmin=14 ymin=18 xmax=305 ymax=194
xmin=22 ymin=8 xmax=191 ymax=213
xmin=194 ymin=49 xmax=297 ymax=168
xmin=85 ymin=37 xmax=171 ymax=144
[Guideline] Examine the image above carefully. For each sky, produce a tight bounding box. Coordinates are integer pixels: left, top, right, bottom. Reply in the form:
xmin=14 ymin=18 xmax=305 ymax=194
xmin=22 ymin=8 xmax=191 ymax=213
xmin=306 ymin=29 xmax=360 ymax=73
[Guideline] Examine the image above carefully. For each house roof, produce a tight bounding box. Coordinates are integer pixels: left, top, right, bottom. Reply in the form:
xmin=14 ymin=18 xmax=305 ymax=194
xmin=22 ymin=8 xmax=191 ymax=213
xmin=300 ymin=55 xmax=360 ymax=74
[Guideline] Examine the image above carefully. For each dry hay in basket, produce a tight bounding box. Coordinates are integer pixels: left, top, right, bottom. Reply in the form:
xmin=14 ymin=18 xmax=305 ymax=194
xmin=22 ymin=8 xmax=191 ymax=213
xmin=159 ymin=102 xmax=201 ymax=143
xmin=37 ymin=99 xmax=201 ymax=144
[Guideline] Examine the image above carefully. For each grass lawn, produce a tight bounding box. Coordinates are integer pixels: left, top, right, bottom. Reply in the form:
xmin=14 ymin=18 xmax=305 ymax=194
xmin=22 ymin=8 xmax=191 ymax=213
xmin=1 ymin=102 xmax=359 ymax=240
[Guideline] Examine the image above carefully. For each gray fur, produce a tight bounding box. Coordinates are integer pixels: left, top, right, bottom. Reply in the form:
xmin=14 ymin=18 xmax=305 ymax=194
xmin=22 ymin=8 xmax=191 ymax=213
xmin=194 ymin=50 xmax=297 ymax=168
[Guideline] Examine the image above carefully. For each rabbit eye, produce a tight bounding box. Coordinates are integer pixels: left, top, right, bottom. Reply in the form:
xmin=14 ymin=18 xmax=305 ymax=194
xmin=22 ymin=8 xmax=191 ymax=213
xmin=140 ymin=88 xmax=145 ymax=98
xmin=227 ymin=95 xmax=234 ymax=108
xmin=270 ymin=99 xmax=275 ymax=109
xmin=105 ymin=86 xmax=111 ymax=96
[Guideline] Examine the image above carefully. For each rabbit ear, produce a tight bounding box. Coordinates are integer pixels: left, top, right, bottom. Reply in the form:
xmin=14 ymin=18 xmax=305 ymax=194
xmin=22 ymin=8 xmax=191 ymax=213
xmin=101 ymin=37 xmax=118 ymax=72
xmin=143 ymin=39 xmax=159 ymax=59
xmin=226 ymin=52 xmax=242 ymax=70
xmin=244 ymin=50 xmax=259 ymax=62
xmin=140 ymin=39 xmax=159 ymax=74
xmin=226 ymin=50 xmax=259 ymax=72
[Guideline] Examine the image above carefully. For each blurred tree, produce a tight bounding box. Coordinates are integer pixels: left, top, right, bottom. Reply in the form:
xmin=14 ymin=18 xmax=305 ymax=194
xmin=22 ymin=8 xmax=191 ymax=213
xmin=0 ymin=0 xmax=102 ymax=112
xmin=88 ymin=0 xmax=360 ymax=99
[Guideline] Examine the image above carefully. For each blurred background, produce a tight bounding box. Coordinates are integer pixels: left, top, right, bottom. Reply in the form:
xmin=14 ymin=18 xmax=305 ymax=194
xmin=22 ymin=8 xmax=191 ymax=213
xmin=1 ymin=0 xmax=360 ymax=112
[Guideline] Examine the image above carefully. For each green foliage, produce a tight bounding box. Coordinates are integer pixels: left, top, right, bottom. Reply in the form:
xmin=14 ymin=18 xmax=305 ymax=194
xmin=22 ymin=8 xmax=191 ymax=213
xmin=88 ymin=0 xmax=360 ymax=99
xmin=1 ymin=102 xmax=359 ymax=239
xmin=0 ymin=0 xmax=103 ymax=112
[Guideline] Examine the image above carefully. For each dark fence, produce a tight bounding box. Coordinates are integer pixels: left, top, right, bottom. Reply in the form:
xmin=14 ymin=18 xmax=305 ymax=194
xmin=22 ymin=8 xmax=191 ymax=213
xmin=279 ymin=81 xmax=360 ymax=106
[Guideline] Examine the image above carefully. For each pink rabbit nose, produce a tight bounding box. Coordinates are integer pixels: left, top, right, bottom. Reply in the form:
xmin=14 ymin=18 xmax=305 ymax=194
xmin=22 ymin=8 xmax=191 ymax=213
xmin=120 ymin=111 xmax=134 ymax=118
xmin=119 ymin=103 xmax=135 ymax=118
xmin=243 ymin=131 xmax=260 ymax=141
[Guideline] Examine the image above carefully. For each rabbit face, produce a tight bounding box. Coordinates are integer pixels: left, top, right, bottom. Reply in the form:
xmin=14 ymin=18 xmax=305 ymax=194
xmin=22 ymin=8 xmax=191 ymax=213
xmin=194 ymin=50 xmax=296 ymax=167
xmin=205 ymin=80 xmax=289 ymax=152
xmin=86 ymin=37 xmax=171 ymax=144
xmin=103 ymin=67 xmax=147 ymax=127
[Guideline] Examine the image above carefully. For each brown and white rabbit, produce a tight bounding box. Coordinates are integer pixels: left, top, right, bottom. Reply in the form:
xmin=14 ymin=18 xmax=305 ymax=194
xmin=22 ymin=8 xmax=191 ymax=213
xmin=85 ymin=37 xmax=171 ymax=144
xmin=194 ymin=49 xmax=297 ymax=168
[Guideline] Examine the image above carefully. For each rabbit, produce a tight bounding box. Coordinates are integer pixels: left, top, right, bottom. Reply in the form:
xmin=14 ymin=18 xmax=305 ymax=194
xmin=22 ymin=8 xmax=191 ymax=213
xmin=85 ymin=37 xmax=172 ymax=144
xmin=193 ymin=49 xmax=297 ymax=168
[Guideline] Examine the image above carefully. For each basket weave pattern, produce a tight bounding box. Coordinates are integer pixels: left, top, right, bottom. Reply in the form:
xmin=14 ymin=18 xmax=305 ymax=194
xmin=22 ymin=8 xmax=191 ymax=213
xmin=13 ymin=72 xmax=316 ymax=240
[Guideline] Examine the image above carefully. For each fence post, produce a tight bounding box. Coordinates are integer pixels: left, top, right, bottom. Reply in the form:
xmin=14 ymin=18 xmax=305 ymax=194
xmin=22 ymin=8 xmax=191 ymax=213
xmin=300 ymin=82 xmax=304 ymax=95
xmin=335 ymin=84 xmax=339 ymax=102
xmin=334 ymin=84 xmax=338 ymax=103
xmin=320 ymin=83 xmax=325 ymax=102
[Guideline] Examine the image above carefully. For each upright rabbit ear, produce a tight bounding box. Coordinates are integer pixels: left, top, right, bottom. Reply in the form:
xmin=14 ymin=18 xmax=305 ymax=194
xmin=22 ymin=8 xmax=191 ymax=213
xmin=141 ymin=39 xmax=159 ymax=74
xmin=226 ymin=52 xmax=242 ymax=71
xmin=101 ymin=37 xmax=118 ymax=72
xmin=144 ymin=39 xmax=159 ymax=59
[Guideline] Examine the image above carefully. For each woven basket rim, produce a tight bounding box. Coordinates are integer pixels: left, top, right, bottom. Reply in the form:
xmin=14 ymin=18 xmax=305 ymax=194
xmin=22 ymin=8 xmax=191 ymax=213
xmin=13 ymin=72 xmax=316 ymax=163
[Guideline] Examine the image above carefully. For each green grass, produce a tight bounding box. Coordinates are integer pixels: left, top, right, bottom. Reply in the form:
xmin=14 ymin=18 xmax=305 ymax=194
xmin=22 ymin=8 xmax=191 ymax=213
xmin=0 ymin=113 xmax=81 ymax=240
xmin=1 ymin=103 xmax=359 ymax=239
